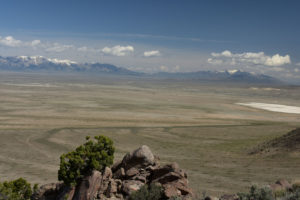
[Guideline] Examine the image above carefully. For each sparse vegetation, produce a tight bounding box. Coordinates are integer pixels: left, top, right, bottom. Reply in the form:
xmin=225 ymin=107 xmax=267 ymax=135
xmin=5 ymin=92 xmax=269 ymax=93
xmin=1 ymin=137 xmax=300 ymax=200
xmin=237 ymin=185 xmax=300 ymax=200
xmin=250 ymin=128 xmax=300 ymax=155
xmin=0 ymin=178 xmax=32 ymax=200
xmin=292 ymin=182 xmax=300 ymax=191
xmin=238 ymin=185 xmax=273 ymax=200
xmin=58 ymin=135 xmax=115 ymax=186
xmin=129 ymin=183 xmax=164 ymax=200
xmin=0 ymin=74 xmax=300 ymax=196
xmin=280 ymin=189 xmax=300 ymax=200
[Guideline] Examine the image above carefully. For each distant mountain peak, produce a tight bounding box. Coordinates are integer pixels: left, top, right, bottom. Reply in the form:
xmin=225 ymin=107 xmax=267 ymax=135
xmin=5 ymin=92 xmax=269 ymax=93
xmin=47 ymin=58 xmax=77 ymax=66
xmin=0 ymin=55 xmax=282 ymax=84
xmin=0 ymin=55 xmax=139 ymax=75
xmin=227 ymin=69 xmax=239 ymax=74
xmin=16 ymin=55 xmax=77 ymax=66
xmin=151 ymin=69 xmax=281 ymax=84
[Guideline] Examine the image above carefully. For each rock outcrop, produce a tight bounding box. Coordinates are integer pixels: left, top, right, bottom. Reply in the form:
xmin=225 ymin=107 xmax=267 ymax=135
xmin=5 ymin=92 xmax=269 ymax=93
xmin=31 ymin=182 xmax=64 ymax=200
xmin=33 ymin=145 xmax=193 ymax=200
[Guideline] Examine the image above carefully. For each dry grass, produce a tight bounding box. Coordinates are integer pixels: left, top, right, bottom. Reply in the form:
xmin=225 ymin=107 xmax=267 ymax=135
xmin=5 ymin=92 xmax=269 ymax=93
xmin=0 ymin=72 xmax=300 ymax=197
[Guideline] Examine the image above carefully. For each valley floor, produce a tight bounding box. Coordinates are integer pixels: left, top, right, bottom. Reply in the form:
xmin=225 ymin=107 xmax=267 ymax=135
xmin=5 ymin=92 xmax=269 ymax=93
xmin=0 ymin=72 xmax=300 ymax=197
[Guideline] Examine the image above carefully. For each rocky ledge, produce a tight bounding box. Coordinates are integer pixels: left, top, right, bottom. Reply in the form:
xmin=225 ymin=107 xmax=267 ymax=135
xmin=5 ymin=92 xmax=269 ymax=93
xmin=32 ymin=145 xmax=193 ymax=200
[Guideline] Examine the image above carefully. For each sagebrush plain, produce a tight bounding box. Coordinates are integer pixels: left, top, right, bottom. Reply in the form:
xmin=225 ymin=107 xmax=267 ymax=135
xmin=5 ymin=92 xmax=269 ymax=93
xmin=0 ymin=72 xmax=300 ymax=197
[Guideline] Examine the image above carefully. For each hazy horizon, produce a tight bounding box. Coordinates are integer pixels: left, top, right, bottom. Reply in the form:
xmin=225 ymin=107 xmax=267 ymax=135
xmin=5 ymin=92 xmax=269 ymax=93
xmin=1 ymin=2 xmax=300 ymax=197
xmin=0 ymin=1 xmax=299 ymax=82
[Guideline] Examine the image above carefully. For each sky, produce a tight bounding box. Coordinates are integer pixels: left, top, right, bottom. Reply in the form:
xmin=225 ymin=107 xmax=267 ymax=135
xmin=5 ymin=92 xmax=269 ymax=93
xmin=0 ymin=0 xmax=300 ymax=81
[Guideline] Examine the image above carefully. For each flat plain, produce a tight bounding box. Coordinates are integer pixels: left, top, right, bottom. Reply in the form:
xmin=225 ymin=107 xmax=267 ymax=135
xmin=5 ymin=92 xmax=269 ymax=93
xmin=0 ymin=72 xmax=300 ymax=197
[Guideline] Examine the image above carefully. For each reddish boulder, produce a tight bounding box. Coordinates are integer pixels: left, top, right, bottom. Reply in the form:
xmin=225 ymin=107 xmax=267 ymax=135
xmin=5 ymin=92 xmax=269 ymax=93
xmin=73 ymin=170 xmax=102 ymax=200
xmin=111 ymin=160 xmax=122 ymax=173
xmin=125 ymin=167 xmax=139 ymax=178
xmin=57 ymin=186 xmax=76 ymax=200
xmin=113 ymin=167 xmax=125 ymax=180
xmin=276 ymin=179 xmax=292 ymax=191
xmin=122 ymin=180 xmax=144 ymax=195
xmin=121 ymin=145 xmax=155 ymax=170
xmin=33 ymin=145 xmax=193 ymax=200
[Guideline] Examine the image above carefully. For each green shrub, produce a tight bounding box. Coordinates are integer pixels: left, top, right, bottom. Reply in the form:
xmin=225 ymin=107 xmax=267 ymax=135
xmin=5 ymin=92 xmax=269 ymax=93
xmin=58 ymin=135 xmax=115 ymax=186
xmin=129 ymin=183 xmax=164 ymax=200
xmin=292 ymin=182 xmax=300 ymax=192
xmin=274 ymin=189 xmax=287 ymax=198
xmin=33 ymin=183 xmax=39 ymax=194
xmin=0 ymin=178 xmax=32 ymax=200
xmin=237 ymin=184 xmax=300 ymax=200
xmin=280 ymin=188 xmax=300 ymax=200
xmin=238 ymin=185 xmax=273 ymax=200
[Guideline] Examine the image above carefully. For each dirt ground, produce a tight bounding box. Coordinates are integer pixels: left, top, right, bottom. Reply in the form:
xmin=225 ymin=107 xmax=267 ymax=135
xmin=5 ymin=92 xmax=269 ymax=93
xmin=0 ymin=72 xmax=300 ymax=197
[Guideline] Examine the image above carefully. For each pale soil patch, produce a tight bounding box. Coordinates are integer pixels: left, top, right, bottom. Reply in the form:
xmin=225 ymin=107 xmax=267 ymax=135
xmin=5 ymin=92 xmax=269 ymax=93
xmin=249 ymin=87 xmax=281 ymax=91
xmin=3 ymin=83 xmax=59 ymax=87
xmin=237 ymin=102 xmax=300 ymax=114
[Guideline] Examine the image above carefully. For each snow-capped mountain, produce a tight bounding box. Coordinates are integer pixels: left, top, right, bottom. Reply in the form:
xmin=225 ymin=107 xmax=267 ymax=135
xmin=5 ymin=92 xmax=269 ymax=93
xmin=17 ymin=56 xmax=77 ymax=66
xmin=0 ymin=55 xmax=138 ymax=75
xmin=151 ymin=69 xmax=280 ymax=84
xmin=17 ymin=56 xmax=76 ymax=66
xmin=0 ymin=55 xmax=76 ymax=68
xmin=0 ymin=55 xmax=281 ymax=84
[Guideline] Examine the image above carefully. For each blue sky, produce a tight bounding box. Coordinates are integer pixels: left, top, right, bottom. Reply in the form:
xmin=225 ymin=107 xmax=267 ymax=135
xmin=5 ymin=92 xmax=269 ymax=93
xmin=0 ymin=0 xmax=299 ymax=80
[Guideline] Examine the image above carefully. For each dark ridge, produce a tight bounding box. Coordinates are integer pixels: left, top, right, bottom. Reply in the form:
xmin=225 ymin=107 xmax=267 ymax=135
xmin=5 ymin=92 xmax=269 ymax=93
xmin=250 ymin=128 xmax=300 ymax=154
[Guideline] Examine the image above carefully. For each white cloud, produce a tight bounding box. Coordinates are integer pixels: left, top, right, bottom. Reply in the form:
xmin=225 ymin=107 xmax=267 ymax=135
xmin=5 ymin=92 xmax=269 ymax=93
xmin=271 ymin=67 xmax=284 ymax=72
xmin=30 ymin=40 xmax=41 ymax=46
xmin=208 ymin=50 xmax=291 ymax=67
xmin=77 ymin=46 xmax=88 ymax=52
xmin=102 ymin=45 xmax=134 ymax=56
xmin=0 ymin=36 xmax=22 ymax=47
xmin=144 ymin=50 xmax=160 ymax=57
xmin=47 ymin=58 xmax=77 ymax=66
xmin=296 ymin=63 xmax=300 ymax=66
xmin=0 ymin=36 xmax=42 ymax=48
xmin=160 ymin=65 xmax=168 ymax=71
xmin=77 ymin=46 xmax=101 ymax=53
xmin=207 ymin=58 xmax=223 ymax=65
xmin=295 ymin=68 xmax=299 ymax=72
xmin=0 ymin=35 xmax=75 ymax=53
xmin=174 ymin=65 xmax=180 ymax=71
xmin=45 ymin=43 xmax=74 ymax=52
xmin=212 ymin=50 xmax=232 ymax=57
xmin=265 ymin=54 xmax=291 ymax=66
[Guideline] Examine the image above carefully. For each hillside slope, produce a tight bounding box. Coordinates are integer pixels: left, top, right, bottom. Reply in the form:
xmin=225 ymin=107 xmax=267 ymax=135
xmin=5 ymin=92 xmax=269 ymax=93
xmin=250 ymin=128 xmax=300 ymax=154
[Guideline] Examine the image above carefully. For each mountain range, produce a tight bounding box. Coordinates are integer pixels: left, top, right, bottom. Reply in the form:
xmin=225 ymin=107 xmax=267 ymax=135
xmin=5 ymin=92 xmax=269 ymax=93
xmin=0 ymin=55 xmax=281 ymax=84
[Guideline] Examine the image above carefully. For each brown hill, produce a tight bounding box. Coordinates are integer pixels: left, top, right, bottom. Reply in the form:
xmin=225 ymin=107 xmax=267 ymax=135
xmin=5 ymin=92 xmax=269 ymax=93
xmin=250 ymin=128 xmax=300 ymax=154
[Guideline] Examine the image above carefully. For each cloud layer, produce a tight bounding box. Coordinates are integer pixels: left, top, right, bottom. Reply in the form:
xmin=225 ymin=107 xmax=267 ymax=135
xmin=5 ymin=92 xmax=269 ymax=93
xmin=45 ymin=43 xmax=74 ymax=52
xmin=0 ymin=35 xmax=166 ymax=62
xmin=0 ymin=36 xmax=22 ymax=47
xmin=102 ymin=45 xmax=134 ymax=56
xmin=1 ymin=35 xmax=299 ymax=82
xmin=0 ymin=36 xmax=40 ymax=47
xmin=208 ymin=50 xmax=291 ymax=67
xmin=144 ymin=50 xmax=160 ymax=57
